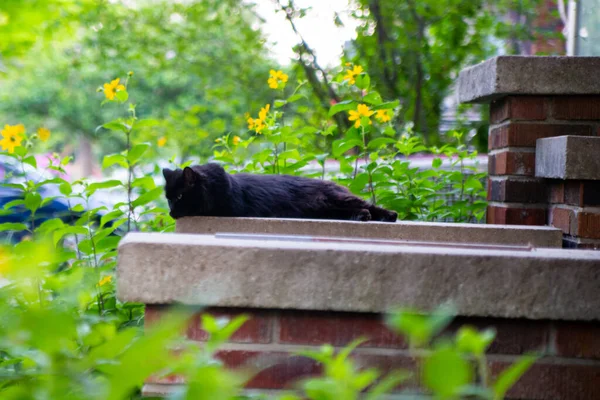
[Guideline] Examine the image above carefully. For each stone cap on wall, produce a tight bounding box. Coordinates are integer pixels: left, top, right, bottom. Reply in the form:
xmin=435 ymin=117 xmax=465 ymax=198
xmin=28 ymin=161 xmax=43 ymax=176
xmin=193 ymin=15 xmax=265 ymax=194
xmin=536 ymin=136 xmax=600 ymax=180
xmin=175 ymin=217 xmax=563 ymax=248
xmin=458 ymin=56 xmax=600 ymax=103
xmin=117 ymin=232 xmax=600 ymax=321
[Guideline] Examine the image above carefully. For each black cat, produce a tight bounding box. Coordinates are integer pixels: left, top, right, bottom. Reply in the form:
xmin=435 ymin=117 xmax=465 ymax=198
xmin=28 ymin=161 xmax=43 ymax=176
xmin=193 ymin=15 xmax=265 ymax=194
xmin=162 ymin=163 xmax=398 ymax=222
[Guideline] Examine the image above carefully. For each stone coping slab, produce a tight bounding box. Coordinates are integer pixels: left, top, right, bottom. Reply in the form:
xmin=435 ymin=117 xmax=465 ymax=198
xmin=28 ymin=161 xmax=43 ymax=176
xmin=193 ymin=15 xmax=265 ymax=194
xmin=458 ymin=56 xmax=600 ymax=103
xmin=117 ymin=233 xmax=600 ymax=321
xmin=536 ymin=136 xmax=600 ymax=180
xmin=175 ymin=217 xmax=563 ymax=248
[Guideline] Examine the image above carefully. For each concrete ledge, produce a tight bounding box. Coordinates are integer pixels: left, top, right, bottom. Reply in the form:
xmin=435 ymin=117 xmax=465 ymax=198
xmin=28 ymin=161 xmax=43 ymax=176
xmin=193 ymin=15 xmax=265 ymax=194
xmin=458 ymin=56 xmax=600 ymax=103
xmin=175 ymin=217 xmax=563 ymax=248
xmin=536 ymin=136 xmax=600 ymax=180
xmin=117 ymin=233 xmax=600 ymax=320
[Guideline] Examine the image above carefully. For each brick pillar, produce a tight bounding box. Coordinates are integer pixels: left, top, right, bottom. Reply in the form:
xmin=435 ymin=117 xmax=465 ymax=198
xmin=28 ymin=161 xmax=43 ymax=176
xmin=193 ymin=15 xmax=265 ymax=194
xmin=458 ymin=56 xmax=600 ymax=240
xmin=536 ymin=136 xmax=600 ymax=249
xmin=487 ymin=96 xmax=596 ymax=226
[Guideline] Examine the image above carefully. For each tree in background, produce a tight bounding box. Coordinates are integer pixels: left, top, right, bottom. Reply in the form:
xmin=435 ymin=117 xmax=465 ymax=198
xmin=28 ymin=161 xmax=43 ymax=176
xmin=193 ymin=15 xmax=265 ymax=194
xmin=278 ymin=0 xmax=544 ymax=148
xmin=0 ymin=0 xmax=275 ymax=174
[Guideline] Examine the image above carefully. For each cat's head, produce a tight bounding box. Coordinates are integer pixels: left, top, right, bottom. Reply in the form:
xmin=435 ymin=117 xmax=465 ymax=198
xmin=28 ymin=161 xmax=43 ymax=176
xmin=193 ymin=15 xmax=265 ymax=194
xmin=162 ymin=166 xmax=207 ymax=219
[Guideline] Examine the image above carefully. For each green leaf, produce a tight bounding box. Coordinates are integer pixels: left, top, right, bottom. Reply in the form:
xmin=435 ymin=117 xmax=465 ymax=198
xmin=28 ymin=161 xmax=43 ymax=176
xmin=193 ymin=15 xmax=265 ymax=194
xmin=86 ymin=180 xmax=122 ymax=196
xmin=127 ymin=143 xmax=150 ymax=165
xmin=287 ymin=93 xmax=304 ymax=103
xmin=355 ymin=73 xmax=370 ymax=90
xmin=424 ymin=345 xmax=473 ymax=398
xmin=131 ymin=176 xmax=156 ymax=190
xmin=456 ymin=326 xmax=496 ymax=357
xmin=22 ymin=155 xmax=37 ymax=168
xmin=71 ymin=204 xmax=85 ymax=213
xmin=367 ymin=137 xmax=396 ymax=149
xmin=101 ymin=120 xmax=131 ymax=133
xmin=4 ymin=199 xmax=25 ymax=210
xmin=100 ymin=210 xmax=123 ymax=228
xmin=1 ymin=182 xmax=24 ymax=190
xmin=362 ymin=91 xmax=382 ymax=105
xmin=432 ymin=158 xmax=443 ymax=168
xmin=132 ymin=187 xmax=163 ymax=208
xmin=365 ymin=371 xmax=410 ymax=400
xmin=102 ymin=154 xmax=128 ymax=169
xmin=332 ymin=139 xmax=363 ymax=157
xmin=24 ymin=192 xmax=42 ymax=213
xmin=374 ymin=100 xmax=400 ymax=110
xmin=328 ymin=100 xmax=356 ymax=117
xmin=115 ymin=90 xmax=129 ymax=102
xmin=59 ymin=182 xmax=72 ymax=196
xmin=0 ymin=222 xmax=28 ymax=232
xmin=36 ymin=218 xmax=65 ymax=234
xmin=493 ymin=354 xmax=537 ymax=400
xmin=274 ymin=99 xmax=287 ymax=108
xmin=96 ymin=236 xmax=121 ymax=252
xmin=386 ymin=304 xmax=456 ymax=347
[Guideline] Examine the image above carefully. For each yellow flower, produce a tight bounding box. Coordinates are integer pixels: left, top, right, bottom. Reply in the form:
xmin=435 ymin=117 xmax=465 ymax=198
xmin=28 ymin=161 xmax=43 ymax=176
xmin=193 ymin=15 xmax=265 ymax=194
xmin=103 ymin=78 xmax=126 ymax=101
xmin=232 ymin=136 xmax=241 ymax=145
xmin=348 ymin=104 xmax=374 ymax=128
xmin=157 ymin=137 xmax=167 ymax=147
xmin=343 ymin=65 xmax=363 ymax=85
xmin=254 ymin=120 xmax=265 ymax=133
xmin=0 ymin=124 xmax=25 ymax=154
xmin=98 ymin=275 xmax=112 ymax=287
xmin=258 ymin=103 xmax=270 ymax=121
xmin=375 ymin=109 xmax=392 ymax=123
xmin=268 ymin=69 xmax=289 ymax=89
xmin=247 ymin=104 xmax=270 ymax=133
xmin=37 ymin=127 xmax=51 ymax=142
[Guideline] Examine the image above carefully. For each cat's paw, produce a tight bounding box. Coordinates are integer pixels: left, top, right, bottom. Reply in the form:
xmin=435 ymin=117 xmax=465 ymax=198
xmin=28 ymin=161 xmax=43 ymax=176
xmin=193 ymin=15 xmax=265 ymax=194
xmin=383 ymin=210 xmax=397 ymax=222
xmin=356 ymin=209 xmax=372 ymax=222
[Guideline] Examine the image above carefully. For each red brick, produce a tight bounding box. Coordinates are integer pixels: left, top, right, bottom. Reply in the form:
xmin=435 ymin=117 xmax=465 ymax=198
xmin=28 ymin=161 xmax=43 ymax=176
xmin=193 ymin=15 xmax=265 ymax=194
xmin=489 ymin=151 xmax=536 ymax=176
xmin=278 ymin=310 xmax=406 ymax=348
xmin=144 ymin=305 xmax=193 ymax=336
xmin=552 ymin=96 xmax=600 ymax=120
xmin=487 ymin=205 xmax=546 ymax=226
xmin=551 ymin=207 xmax=573 ymax=234
xmin=550 ymin=182 xmax=565 ymax=204
xmin=576 ymin=212 xmax=600 ymax=239
xmin=489 ymin=123 xmax=592 ymax=150
xmin=490 ymin=96 xmax=547 ymax=124
xmin=564 ymin=181 xmax=600 ymax=207
xmin=554 ymin=321 xmax=600 ymax=360
xmin=186 ymin=309 xmax=273 ymax=344
xmin=449 ymin=317 xmax=550 ymax=355
xmin=218 ymin=350 xmax=321 ymax=389
xmin=490 ymin=359 xmax=600 ymax=400
xmin=145 ymin=306 xmax=273 ymax=344
xmin=489 ymin=178 xmax=547 ymax=203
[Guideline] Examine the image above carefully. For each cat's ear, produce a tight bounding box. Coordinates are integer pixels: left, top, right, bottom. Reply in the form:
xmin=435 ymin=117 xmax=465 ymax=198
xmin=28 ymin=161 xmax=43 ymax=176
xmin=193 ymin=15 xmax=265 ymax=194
xmin=162 ymin=168 xmax=175 ymax=182
xmin=183 ymin=167 xmax=199 ymax=187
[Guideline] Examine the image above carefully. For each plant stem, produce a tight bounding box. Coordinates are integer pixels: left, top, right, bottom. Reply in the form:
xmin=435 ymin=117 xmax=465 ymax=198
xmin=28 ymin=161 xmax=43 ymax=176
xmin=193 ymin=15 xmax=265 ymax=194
xmin=126 ymin=129 xmax=132 ymax=232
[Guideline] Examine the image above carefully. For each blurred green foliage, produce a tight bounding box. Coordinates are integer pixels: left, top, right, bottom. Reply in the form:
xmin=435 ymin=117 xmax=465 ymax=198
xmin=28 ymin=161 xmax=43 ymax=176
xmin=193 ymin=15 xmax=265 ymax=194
xmin=0 ymin=0 xmax=273 ymax=161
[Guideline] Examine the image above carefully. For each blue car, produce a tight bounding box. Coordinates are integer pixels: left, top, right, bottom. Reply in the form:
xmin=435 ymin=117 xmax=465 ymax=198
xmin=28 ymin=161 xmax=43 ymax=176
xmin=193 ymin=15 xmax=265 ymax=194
xmin=0 ymin=155 xmax=119 ymax=243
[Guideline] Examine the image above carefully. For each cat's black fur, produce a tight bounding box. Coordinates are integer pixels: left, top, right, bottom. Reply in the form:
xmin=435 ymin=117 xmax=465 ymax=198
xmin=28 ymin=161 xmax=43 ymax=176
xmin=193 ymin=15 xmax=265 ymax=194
xmin=162 ymin=163 xmax=397 ymax=222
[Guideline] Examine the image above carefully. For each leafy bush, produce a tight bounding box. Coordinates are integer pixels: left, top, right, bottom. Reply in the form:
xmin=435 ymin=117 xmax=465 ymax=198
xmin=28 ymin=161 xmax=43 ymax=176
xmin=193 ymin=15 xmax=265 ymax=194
xmin=0 ymin=67 xmax=498 ymax=399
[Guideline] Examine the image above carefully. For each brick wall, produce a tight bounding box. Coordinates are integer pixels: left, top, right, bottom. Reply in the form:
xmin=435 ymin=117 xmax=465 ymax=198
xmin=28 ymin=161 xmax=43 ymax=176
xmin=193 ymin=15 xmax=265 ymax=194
xmin=486 ymin=96 xmax=600 ymax=244
xmin=144 ymin=306 xmax=600 ymax=399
